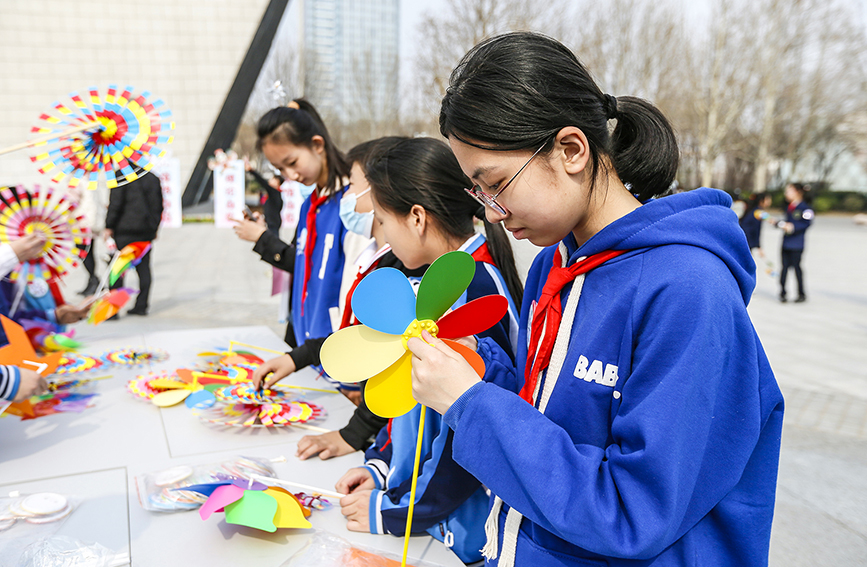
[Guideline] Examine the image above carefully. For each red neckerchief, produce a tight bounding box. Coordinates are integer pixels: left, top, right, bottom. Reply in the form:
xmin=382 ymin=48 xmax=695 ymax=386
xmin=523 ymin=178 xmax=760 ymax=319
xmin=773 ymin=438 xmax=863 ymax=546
xmin=521 ymin=248 xmax=627 ymax=404
xmin=301 ymin=189 xmax=329 ymax=315
xmin=787 ymin=202 xmax=796 ymax=214
xmin=470 ymin=242 xmax=495 ymax=266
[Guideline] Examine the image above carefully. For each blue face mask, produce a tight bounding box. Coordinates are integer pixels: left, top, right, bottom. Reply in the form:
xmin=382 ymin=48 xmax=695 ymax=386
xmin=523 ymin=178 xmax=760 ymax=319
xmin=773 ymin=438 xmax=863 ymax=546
xmin=339 ymin=188 xmax=374 ymax=238
xmin=298 ymin=183 xmax=316 ymax=200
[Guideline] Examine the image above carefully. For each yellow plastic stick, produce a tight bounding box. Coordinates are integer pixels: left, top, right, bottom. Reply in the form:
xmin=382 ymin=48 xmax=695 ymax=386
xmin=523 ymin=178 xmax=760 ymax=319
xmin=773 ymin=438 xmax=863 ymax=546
xmin=401 ymin=405 xmax=426 ymax=567
xmin=228 ymin=341 xmax=287 ymax=356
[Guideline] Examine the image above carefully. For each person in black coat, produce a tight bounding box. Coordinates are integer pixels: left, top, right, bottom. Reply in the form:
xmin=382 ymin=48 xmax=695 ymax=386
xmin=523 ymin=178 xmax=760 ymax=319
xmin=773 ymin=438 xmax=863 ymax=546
xmin=104 ymin=171 xmax=164 ymax=315
xmin=779 ymin=182 xmax=814 ymax=303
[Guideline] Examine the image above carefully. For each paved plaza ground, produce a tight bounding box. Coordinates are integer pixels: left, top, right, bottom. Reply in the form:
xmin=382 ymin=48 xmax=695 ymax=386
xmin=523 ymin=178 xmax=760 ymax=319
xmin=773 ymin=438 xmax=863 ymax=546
xmin=65 ymin=210 xmax=867 ymax=566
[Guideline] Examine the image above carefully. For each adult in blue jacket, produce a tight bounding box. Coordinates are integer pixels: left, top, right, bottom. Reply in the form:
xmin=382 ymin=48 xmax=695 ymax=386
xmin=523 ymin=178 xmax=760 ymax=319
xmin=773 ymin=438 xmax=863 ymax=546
xmin=778 ymin=182 xmax=813 ymax=303
xmin=408 ymin=32 xmax=784 ymax=567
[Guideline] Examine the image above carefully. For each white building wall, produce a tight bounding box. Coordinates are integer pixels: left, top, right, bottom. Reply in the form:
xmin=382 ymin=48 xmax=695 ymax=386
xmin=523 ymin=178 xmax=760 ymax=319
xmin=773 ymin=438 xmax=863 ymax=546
xmin=0 ymin=0 xmax=271 ymax=191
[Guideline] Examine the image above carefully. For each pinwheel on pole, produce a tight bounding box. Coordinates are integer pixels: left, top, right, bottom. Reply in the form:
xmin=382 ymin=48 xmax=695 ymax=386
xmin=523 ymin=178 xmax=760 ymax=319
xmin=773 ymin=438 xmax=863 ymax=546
xmin=0 ymin=185 xmax=91 ymax=284
xmin=320 ymin=251 xmax=508 ymax=567
xmin=0 ymin=85 xmax=174 ymax=190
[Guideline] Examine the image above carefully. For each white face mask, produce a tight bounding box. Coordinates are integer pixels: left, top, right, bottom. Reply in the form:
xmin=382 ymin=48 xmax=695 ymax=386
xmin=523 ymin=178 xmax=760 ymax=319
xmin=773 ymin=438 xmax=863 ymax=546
xmin=339 ymin=188 xmax=374 ymax=238
xmin=298 ymin=183 xmax=316 ymax=200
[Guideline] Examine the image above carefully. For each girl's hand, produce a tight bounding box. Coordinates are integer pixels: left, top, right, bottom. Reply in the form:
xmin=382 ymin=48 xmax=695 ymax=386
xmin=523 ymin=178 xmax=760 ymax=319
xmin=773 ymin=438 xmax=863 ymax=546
xmin=232 ymin=217 xmax=266 ymax=242
xmin=251 ymin=354 xmax=296 ymax=390
xmin=406 ymin=330 xmax=482 ymax=415
xmin=14 ymin=368 xmax=47 ymax=401
xmin=10 ymin=233 xmax=47 ymax=262
xmin=296 ymin=431 xmax=355 ymax=461
xmin=335 ymin=467 xmax=375 ymax=495
xmin=340 ymin=489 xmax=372 ymax=532
xmin=55 ymin=303 xmax=90 ymax=324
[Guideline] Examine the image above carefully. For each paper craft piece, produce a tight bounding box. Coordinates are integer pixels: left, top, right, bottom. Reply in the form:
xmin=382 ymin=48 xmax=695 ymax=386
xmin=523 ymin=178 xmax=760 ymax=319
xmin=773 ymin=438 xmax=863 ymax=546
xmin=0 ymin=185 xmax=91 ymax=283
xmin=196 ymin=479 xmax=312 ymax=532
xmin=109 ymin=241 xmax=151 ymax=286
xmin=0 ymin=316 xmax=63 ymax=375
xmin=321 ymin=251 xmax=501 ymax=418
xmin=213 ymin=384 xmax=296 ymax=405
xmin=152 ymin=388 xmax=192 ymax=407
xmin=199 ymin=484 xmax=244 ymax=520
xmin=87 ymin=288 xmax=136 ymax=325
xmin=28 ymin=85 xmax=175 ymax=190
xmin=154 ymin=466 xmax=193 ymax=486
xmin=55 ymin=353 xmax=102 ymax=375
xmin=194 ymin=401 xmax=324 ymax=428
xmin=47 ymin=374 xmax=110 ymax=392
xmin=126 ymin=371 xmax=175 ymax=400
xmin=4 ymin=493 xmax=73 ymax=527
xmin=3 ymin=391 xmax=98 ymax=420
xmin=101 ymin=346 xmax=169 ymax=366
xmin=185 ymin=389 xmax=216 ymax=409
xmin=21 ymin=319 xmax=83 ymax=352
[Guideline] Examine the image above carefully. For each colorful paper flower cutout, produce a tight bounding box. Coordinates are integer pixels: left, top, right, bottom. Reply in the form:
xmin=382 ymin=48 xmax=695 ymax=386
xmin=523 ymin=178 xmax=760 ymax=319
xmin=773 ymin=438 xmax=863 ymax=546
xmin=101 ymin=347 xmax=168 ymax=367
xmin=0 ymin=185 xmax=91 ymax=283
xmin=183 ymin=478 xmax=313 ymax=532
xmin=29 ymin=85 xmax=174 ymax=190
xmin=320 ymin=251 xmax=506 ymax=418
xmin=55 ymin=353 xmax=102 ymax=375
xmin=195 ymin=401 xmax=324 ymax=428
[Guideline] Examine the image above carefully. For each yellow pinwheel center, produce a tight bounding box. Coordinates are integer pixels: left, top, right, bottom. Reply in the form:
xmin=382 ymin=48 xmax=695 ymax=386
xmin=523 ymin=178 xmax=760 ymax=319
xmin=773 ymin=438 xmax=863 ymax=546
xmin=402 ymin=319 xmax=438 ymax=350
xmin=98 ymin=116 xmax=118 ymax=140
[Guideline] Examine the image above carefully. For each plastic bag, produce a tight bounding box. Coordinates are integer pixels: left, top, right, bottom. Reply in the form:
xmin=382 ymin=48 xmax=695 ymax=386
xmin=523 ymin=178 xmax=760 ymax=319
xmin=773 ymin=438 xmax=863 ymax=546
xmin=134 ymin=455 xmax=276 ymax=512
xmin=0 ymin=492 xmax=77 ymax=565
xmin=281 ymin=530 xmax=442 ymax=567
xmin=19 ymin=535 xmax=129 ymax=567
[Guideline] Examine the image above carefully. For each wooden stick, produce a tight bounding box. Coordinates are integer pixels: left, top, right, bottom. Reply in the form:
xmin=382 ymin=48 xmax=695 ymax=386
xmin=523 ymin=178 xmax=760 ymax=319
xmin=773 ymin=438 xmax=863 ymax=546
xmin=0 ymin=122 xmax=100 ymax=156
xmin=249 ymin=474 xmax=346 ymax=499
xmin=402 ymin=405 xmax=426 ymax=567
xmin=274 ymin=384 xmax=340 ymax=395
xmin=286 ymin=422 xmax=331 ymax=433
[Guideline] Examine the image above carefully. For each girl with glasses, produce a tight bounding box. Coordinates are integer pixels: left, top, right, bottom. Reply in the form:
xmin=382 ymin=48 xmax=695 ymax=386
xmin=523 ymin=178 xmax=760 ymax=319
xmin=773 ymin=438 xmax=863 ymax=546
xmin=407 ymin=32 xmax=784 ymax=567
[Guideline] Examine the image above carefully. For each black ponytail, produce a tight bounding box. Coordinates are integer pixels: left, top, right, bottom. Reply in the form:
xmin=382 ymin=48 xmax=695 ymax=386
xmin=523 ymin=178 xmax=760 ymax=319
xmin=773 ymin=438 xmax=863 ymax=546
xmin=256 ymin=98 xmax=350 ymax=195
xmin=439 ymin=32 xmax=678 ymax=201
xmin=365 ymin=137 xmax=523 ymax=306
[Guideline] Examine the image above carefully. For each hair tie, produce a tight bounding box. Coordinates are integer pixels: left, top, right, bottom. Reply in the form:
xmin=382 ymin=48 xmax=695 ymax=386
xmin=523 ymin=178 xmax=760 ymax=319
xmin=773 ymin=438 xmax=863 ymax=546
xmin=603 ymin=94 xmax=618 ymax=119
xmin=286 ymin=100 xmax=300 ymax=110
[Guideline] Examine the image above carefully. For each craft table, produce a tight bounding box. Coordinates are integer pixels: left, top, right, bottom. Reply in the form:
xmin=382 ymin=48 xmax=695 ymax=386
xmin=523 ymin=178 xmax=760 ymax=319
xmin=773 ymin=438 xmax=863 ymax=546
xmin=0 ymin=326 xmax=464 ymax=567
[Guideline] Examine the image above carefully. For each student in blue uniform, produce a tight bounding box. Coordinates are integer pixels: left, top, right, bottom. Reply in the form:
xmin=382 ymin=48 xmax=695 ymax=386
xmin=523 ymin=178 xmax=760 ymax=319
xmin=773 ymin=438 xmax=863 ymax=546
xmin=237 ymin=99 xmax=369 ymax=375
xmin=335 ymin=137 xmax=522 ymax=564
xmin=778 ymin=182 xmax=813 ymax=303
xmin=407 ymin=32 xmax=784 ymax=567
xmin=0 ymin=364 xmax=46 ymax=402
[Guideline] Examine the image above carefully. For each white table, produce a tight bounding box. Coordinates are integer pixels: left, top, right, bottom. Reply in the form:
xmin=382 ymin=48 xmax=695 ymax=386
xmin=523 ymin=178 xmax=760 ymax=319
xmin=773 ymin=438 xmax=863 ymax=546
xmin=0 ymin=326 xmax=464 ymax=567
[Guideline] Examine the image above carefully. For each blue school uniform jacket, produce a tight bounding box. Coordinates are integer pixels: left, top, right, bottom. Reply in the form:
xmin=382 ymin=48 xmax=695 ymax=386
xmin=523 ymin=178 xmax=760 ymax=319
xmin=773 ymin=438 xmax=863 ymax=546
xmin=0 ymin=280 xmax=59 ymax=346
xmin=782 ymin=201 xmax=813 ymax=251
xmin=444 ymin=188 xmax=784 ymax=567
xmin=292 ymin=187 xmax=349 ymax=367
xmin=363 ymin=234 xmax=519 ymax=564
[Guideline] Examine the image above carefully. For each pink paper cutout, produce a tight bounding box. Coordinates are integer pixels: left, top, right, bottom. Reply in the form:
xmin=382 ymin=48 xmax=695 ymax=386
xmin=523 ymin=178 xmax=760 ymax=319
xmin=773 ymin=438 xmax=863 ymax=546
xmin=199 ymin=484 xmax=245 ymax=520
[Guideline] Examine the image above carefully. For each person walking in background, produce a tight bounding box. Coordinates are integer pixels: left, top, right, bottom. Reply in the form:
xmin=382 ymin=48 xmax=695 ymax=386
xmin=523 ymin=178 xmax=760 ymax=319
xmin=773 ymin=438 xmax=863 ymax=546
xmin=740 ymin=192 xmax=776 ymax=278
xmin=104 ymin=171 xmax=164 ymax=316
xmin=69 ymin=184 xmax=106 ymax=296
xmin=779 ymin=182 xmax=813 ymax=303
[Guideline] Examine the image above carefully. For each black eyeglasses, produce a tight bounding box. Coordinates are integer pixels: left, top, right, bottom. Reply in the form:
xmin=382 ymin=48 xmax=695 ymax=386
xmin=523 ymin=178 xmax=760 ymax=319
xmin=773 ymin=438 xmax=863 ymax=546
xmin=464 ymin=143 xmax=546 ymax=215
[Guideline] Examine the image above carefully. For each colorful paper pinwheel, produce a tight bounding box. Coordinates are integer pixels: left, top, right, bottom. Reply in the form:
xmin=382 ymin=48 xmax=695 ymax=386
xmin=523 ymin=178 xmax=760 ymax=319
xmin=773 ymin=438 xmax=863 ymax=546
xmin=86 ymin=288 xmax=137 ymax=325
xmin=0 ymin=185 xmax=91 ymax=283
xmin=108 ymin=241 xmax=151 ymax=286
xmin=0 ymin=316 xmax=62 ymax=376
xmin=27 ymin=85 xmax=174 ymax=190
xmin=320 ymin=251 xmax=506 ymax=417
xmin=320 ymin=251 xmax=508 ymax=567
xmin=183 ymin=477 xmax=312 ymax=533
xmin=55 ymin=353 xmax=102 ymax=375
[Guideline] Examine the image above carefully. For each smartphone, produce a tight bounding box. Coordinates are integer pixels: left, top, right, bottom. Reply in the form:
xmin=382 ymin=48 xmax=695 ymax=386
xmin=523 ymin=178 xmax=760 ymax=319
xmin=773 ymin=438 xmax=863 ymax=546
xmin=243 ymin=206 xmax=254 ymax=220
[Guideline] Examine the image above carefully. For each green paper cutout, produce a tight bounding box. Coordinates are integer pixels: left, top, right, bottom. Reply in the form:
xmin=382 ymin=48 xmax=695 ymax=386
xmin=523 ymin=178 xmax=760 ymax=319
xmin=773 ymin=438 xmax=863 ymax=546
xmin=203 ymin=384 xmax=222 ymax=392
xmin=224 ymin=490 xmax=278 ymax=532
xmin=416 ymin=251 xmax=476 ymax=322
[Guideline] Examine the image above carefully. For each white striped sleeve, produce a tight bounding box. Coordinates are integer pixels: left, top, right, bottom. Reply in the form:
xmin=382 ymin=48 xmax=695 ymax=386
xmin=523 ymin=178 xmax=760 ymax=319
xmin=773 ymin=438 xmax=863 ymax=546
xmin=0 ymin=365 xmax=21 ymax=401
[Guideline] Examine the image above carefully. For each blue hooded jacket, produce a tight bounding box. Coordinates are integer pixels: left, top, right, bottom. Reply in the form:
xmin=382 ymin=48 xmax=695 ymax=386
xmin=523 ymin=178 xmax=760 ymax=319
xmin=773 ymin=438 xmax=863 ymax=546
xmin=444 ymin=188 xmax=784 ymax=567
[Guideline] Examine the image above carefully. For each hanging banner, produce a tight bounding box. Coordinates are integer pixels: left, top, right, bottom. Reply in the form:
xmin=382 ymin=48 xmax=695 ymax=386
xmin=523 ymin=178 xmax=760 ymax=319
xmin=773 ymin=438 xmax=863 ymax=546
xmin=280 ymin=180 xmax=308 ymax=235
xmin=213 ymin=159 xmax=245 ymax=228
xmin=153 ymin=157 xmax=182 ymax=228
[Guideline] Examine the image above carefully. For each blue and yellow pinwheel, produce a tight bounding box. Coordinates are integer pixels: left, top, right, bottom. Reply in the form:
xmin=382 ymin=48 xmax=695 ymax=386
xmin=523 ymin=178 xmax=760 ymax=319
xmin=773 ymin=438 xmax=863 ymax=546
xmin=320 ymin=251 xmax=508 ymax=418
